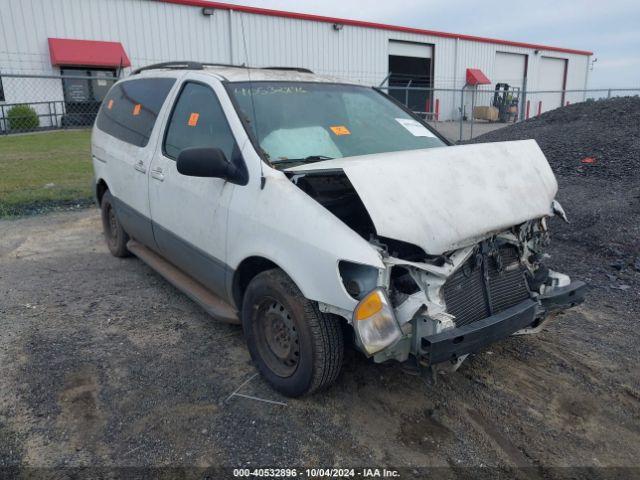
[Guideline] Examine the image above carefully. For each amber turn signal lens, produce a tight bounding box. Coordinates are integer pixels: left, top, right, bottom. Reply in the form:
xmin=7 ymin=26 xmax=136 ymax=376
xmin=354 ymin=290 xmax=384 ymax=320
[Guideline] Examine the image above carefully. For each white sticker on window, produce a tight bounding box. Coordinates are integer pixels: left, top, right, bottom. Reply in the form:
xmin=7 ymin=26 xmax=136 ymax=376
xmin=395 ymin=118 xmax=436 ymax=137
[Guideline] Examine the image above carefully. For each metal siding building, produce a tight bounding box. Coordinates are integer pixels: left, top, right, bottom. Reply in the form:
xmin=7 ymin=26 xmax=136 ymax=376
xmin=0 ymin=0 xmax=592 ymax=120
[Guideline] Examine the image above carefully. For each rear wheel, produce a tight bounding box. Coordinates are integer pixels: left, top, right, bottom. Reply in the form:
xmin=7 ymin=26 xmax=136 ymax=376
xmin=242 ymin=269 xmax=344 ymax=397
xmin=100 ymin=190 xmax=130 ymax=258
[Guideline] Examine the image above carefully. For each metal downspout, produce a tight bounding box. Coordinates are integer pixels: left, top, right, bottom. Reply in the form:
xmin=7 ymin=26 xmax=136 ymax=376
xmin=228 ymin=9 xmax=234 ymax=64
xmin=453 ymin=37 xmax=459 ymax=120
xmin=459 ymin=84 xmax=467 ymax=142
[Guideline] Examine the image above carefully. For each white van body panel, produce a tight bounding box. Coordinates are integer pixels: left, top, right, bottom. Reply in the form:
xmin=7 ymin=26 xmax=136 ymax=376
xmin=225 ymin=143 xmax=385 ymax=312
xmin=92 ymin=69 xmax=383 ymax=312
xmin=92 ymin=73 xmax=182 ymax=212
xmin=92 ymin=126 xmax=152 ymax=218
xmin=146 ymin=73 xmax=236 ymax=296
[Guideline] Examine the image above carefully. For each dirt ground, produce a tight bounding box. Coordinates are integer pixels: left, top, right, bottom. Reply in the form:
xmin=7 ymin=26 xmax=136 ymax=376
xmin=1 ymin=193 xmax=638 ymax=478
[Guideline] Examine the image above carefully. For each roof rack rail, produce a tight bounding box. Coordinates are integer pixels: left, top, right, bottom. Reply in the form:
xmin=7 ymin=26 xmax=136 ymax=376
xmin=132 ymin=62 xmax=314 ymax=75
xmin=201 ymin=62 xmax=247 ymax=69
xmin=263 ymin=66 xmax=314 ymax=73
xmin=203 ymin=64 xmax=312 ymax=73
xmin=132 ymin=61 xmax=204 ymax=74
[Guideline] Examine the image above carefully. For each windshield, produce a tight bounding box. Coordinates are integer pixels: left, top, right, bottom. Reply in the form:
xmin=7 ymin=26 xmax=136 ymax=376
xmin=227 ymin=81 xmax=446 ymax=166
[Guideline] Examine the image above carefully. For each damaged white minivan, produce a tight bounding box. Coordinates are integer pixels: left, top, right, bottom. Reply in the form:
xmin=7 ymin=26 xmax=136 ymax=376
xmin=92 ymin=62 xmax=586 ymax=396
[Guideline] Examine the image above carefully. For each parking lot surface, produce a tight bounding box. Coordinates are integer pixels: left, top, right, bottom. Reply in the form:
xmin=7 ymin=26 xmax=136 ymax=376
xmin=1 ymin=205 xmax=638 ymax=476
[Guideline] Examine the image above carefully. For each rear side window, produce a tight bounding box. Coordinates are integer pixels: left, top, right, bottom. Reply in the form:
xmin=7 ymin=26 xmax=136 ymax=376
xmin=163 ymin=82 xmax=239 ymax=161
xmin=96 ymin=78 xmax=176 ymax=147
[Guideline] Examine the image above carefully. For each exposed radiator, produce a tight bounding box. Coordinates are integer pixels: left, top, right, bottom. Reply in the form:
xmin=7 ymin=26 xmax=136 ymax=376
xmin=443 ymin=245 xmax=530 ymax=328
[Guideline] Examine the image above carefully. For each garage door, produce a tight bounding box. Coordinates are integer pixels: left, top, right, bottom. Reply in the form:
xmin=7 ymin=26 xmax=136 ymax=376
xmin=536 ymin=56 xmax=566 ymax=113
xmin=494 ymin=52 xmax=527 ymax=90
xmin=388 ymin=41 xmax=433 ymax=59
xmin=388 ymin=41 xmax=433 ymax=114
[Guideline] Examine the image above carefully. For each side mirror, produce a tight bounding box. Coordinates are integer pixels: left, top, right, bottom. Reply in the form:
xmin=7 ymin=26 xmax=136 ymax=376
xmin=176 ymin=147 xmax=239 ymax=181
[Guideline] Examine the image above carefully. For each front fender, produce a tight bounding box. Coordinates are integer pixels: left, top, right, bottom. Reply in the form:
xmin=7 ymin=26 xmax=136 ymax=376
xmin=226 ymin=172 xmax=384 ymax=313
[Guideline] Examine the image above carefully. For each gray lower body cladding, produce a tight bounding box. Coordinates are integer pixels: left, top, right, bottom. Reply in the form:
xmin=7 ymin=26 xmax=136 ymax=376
xmin=110 ymin=195 xmax=235 ymax=306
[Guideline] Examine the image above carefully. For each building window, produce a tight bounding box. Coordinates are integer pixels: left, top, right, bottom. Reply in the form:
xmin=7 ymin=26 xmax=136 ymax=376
xmin=0 ymin=73 xmax=5 ymax=102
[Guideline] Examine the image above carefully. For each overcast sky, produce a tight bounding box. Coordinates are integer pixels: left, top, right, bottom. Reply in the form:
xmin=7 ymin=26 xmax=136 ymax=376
xmin=222 ymin=0 xmax=640 ymax=89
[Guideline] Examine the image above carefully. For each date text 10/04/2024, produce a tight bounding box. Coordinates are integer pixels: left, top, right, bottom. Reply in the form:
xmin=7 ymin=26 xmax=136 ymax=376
xmin=232 ymin=468 xmax=400 ymax=478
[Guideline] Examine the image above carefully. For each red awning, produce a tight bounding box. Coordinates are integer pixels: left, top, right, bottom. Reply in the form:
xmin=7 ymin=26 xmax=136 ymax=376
xmin=466 ymin=68 xmax=491 ymax=86
xmin=48 ymin=38 xmax=131 ymax=68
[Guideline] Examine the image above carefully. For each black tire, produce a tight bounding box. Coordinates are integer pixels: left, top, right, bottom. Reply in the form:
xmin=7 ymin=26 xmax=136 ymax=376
xmin=242 ymin=269 xmax=344 ymax=397
xmin=100 ymin=190 xmax=130 ymax=258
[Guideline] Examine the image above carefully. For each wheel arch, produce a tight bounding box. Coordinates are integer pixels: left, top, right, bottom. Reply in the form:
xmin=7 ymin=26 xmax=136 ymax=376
xmin=231 ymin=256 xmax=280 ymax=310
xmin=95 ymin=178 xmax=109 ymax=206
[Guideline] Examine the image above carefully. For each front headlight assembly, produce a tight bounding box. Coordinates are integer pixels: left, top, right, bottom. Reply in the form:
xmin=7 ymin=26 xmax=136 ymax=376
xmin=353 ymin=288 xmax=402 ymax=356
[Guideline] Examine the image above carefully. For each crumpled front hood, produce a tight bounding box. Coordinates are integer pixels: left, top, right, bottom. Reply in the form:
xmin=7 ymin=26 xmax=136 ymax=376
xmin=286 ymin=140 xmax=558 ymax=254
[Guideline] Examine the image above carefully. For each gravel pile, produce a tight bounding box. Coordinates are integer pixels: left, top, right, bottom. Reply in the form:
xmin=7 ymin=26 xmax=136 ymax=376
xmin=466 ymin=96 xmax=640 ymax=180
xmin=469 ymin=96 xmax=640 ymax=311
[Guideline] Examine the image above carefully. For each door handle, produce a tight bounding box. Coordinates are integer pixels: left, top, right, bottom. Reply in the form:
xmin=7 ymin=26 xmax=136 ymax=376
xmin=134 ymin=160 xmax=146 ymax=173
xmin=150 ymin=167 xmax=165 ymax=181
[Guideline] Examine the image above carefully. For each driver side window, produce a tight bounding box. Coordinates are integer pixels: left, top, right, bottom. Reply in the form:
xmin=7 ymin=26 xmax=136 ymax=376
xmin=164 ymin=82 xmax=239 ymax=161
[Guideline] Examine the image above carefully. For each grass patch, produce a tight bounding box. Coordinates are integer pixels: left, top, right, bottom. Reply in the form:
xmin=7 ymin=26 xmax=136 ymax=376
xmin=0 ymin=129 xmax=93 ymax=217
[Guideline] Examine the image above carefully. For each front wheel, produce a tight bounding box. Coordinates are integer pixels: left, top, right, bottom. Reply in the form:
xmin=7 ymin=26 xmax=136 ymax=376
xmin=242 ymin=269 xmax=344 ymax=397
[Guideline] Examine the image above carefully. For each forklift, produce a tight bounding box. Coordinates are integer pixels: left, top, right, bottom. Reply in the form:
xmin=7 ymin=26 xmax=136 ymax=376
xmin=493 ymin=83 xmax=521 ymax=122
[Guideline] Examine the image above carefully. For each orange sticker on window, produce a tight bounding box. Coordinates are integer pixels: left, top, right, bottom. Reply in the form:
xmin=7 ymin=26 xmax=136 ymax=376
xmin=188 ymin=112 xmax=200 ymax=127
xmin=107 ymin=99 xmax=114 ymax=110
xmin=132 ymin=104 xmax=141 ymax=116
xmin=330 ymin=125 xmax=350 ymax=136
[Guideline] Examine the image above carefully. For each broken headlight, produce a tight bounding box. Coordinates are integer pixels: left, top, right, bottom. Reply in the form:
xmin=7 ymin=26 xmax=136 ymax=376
xmin=353 ymin=288 xmax=402 ymax=356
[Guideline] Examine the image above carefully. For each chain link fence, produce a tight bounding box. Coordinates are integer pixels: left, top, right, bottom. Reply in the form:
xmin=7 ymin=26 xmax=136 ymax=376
xmin=1 ymin=72 xmax=638 ymax=142
xmin=0 ymin=73 xmax=117 ymax=135
xmin=380 ymin=85 xmax=640 ymax=142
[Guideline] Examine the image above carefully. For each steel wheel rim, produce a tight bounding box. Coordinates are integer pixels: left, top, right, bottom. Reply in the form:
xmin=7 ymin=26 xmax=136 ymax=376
xmin=254 ymin=297 xmax=300 ymax=377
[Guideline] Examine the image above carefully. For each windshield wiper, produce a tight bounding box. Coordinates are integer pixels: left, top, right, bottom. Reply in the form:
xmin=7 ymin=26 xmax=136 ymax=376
xmin=271 ymin=155 xmax=333 ymax=166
